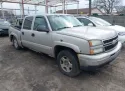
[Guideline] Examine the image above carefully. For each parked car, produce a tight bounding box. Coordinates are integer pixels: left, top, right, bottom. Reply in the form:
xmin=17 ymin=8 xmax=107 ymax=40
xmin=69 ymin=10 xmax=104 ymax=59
xmin=12 ymin=18 xmax=23 ymax=30
xmin=0 ymin=19 xmax=11 ymax=35
xmin=77 ymin=16 xmax=125 ymax=44
xmin=15 ymin=18 xmax=23 ymax=26
xmin=9 ymin=14 xmax=121 ymax=77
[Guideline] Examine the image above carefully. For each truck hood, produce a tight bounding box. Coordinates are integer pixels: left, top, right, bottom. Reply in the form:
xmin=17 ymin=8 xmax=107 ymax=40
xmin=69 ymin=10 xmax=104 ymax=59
xmin=106 ymin=25 xmax=125 ymax=33
xmin=56 ymin=26 xmax=117 ymax=40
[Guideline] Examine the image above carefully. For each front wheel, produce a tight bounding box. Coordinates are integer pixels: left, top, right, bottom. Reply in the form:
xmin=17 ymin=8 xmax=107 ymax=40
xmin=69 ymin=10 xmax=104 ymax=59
xmin=12 ymin=37 xmax=20 ymax=50
xmin=57 ymin=50 xmax=81 ymax=77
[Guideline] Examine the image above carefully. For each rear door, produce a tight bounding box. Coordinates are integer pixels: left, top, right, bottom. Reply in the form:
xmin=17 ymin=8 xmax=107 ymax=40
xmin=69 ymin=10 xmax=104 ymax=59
xmin=21 ymin=16 xmax=34 ymax=48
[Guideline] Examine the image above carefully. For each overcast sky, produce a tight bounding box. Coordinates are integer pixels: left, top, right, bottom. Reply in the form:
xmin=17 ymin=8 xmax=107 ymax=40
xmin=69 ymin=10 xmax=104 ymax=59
xmin=1 ymin=0 xmax=125 ymax=15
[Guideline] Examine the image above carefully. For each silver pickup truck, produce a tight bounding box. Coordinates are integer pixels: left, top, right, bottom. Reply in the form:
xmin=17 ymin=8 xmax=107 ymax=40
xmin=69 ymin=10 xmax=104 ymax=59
xmin=9 ymin=14 xmax=122 ymax=77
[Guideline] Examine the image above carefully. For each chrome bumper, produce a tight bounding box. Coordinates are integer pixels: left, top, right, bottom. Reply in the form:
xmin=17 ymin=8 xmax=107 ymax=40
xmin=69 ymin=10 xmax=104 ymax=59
xmin=78 ymin=42 xmax=122 ymax=67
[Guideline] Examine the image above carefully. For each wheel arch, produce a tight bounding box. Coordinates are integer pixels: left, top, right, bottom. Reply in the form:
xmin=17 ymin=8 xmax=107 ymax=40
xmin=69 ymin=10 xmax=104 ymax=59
xmin=54 ymin=42 xmax=80 ymax=58
xmin=10 ymin=33 xmax=18 ymax=42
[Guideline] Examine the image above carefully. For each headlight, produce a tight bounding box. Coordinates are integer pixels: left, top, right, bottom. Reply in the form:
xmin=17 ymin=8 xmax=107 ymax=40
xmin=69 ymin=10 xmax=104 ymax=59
xmin=89 ymin=40 xmax=103 ymax=54
xmin=118 ymin=32 xmax=125 ymax=36
xmin=89 ymin=40 xmax=102 ymax=46
xmin=90 ymin=48 xmax=104 ymax=54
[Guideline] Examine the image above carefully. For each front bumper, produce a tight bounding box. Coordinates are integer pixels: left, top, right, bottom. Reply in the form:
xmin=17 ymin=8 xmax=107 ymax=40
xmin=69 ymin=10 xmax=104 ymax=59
xmin=78 ymin=42 xmax=122 ymax=70
xmin=0 ymin=29 xmax=9 ymax=35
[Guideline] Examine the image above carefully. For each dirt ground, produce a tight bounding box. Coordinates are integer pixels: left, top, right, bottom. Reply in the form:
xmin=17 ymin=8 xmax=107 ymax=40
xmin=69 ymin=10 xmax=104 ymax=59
xmin=0 ymin=36 xmax=125 ymax=91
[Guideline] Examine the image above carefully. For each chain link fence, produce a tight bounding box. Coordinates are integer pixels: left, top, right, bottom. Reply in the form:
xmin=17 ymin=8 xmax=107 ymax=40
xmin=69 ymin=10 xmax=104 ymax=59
xmin=97 ymin=16 xmax=125 ymax=27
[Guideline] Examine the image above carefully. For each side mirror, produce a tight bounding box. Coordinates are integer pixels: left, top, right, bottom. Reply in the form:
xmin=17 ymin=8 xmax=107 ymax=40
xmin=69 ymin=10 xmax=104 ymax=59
xmin=37 ymin=25 xmax=49 ymax=33
xmin=88 ymin=23 xmax=94 ymax=27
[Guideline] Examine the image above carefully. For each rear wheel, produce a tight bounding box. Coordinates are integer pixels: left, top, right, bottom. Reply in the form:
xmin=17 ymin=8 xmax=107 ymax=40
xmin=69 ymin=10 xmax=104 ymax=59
xmin=12 ymin=37 xmax=20 ymax=50
xmin=57 ymin=50 xmax=81 ymax=77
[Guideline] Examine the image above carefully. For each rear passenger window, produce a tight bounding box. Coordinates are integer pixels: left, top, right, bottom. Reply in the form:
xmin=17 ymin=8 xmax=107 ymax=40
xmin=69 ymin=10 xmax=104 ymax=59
xmin=23 ymin=17 xmax=33 ymax=30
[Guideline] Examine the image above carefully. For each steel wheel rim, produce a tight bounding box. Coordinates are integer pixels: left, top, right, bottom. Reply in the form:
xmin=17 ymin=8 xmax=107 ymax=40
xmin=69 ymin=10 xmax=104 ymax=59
xmin=14 ymin=39 xmax=18 ymax=48
xmin=60 ymin=56 xmax=73 ymax=73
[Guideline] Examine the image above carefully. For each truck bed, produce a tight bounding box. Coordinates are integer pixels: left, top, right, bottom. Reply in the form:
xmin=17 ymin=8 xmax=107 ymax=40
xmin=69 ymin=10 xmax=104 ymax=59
xmin=9 ymin=26 xmax=21 ymax=42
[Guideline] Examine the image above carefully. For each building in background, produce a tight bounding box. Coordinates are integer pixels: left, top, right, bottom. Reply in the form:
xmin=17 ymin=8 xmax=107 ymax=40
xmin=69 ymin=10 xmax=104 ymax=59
xmin=56 ymin=8 xmax=103 ymax=15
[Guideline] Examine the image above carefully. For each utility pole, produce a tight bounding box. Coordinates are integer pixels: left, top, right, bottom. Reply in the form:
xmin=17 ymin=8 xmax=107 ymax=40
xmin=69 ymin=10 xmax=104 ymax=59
xmin=28 ymin=7 xmax=30 ymax=14
xmin=20 ymin=0 xmax=25 ymax=18
xmin=35 ymin=5 xmax=37 ymax=14
xmin=65 ymin=2 xmax=67 ymax=14
xmin=45 ymin=0 xmax=48 ymax=13
xmin=62 ymin=0 xmax=65 ymax=14
xmin=55 ymin=6 xmax=56 ymax=13
xmin=0 ymin=2 xmax=5 ymax=19
xmin=77 ymin=1 xmax=79 ymax=15
xmin=89 ymin=0 xmax=91 ymax=16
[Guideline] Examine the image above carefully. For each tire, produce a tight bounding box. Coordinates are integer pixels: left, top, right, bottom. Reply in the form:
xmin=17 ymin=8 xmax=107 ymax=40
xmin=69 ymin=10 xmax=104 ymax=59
xmin=57 ymin=50 xmax=81 ymax=77
xmin=12 ymin=37 xmax=20 ymax=50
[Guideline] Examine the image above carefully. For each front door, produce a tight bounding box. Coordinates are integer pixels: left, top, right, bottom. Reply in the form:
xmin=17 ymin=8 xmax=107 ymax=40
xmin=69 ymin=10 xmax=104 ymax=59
xmin=31 ymin=16 xmax=53 ymax=55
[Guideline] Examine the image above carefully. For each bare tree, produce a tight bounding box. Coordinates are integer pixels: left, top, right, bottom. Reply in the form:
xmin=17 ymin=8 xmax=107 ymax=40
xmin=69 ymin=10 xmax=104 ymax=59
xmin=115 ymin=6 xmax=125 ymax=14
xmin=93 ymin=0 xmax=121 ymax=14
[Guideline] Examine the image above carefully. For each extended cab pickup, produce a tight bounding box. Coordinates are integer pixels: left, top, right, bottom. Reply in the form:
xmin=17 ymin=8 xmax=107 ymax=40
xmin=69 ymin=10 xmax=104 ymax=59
xmin=9 ymin=14 xmax=122 ymax=77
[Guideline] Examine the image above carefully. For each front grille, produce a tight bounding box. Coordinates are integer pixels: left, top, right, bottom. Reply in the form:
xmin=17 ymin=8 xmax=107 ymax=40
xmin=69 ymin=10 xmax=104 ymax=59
xmin=2 ymin=29 xmax=8 ymax=31
xmin=104 ymin=41 xmax=118 ymax=51
xmin=103 ymin=36 xmax=118 ymax=51
xmin=103 ymin=36 xmax=118 ymax=44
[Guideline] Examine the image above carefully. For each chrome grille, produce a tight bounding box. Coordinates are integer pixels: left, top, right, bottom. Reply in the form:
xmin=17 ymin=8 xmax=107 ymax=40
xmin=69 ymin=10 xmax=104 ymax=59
xmin=103 ymin=36 xmax=118 ymax=51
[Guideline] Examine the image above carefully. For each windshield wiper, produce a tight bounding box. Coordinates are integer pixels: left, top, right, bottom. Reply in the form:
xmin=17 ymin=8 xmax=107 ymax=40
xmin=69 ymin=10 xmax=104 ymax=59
xmin=73 ymin=25 xmax=82 ymax=27
xmin=57 ymin=27 xmax=71 ymax=30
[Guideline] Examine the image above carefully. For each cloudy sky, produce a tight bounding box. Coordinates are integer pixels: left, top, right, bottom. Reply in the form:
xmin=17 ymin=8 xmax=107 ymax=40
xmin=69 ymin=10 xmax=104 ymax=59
xmin=1 ymin=0 xmax=125 ymax=15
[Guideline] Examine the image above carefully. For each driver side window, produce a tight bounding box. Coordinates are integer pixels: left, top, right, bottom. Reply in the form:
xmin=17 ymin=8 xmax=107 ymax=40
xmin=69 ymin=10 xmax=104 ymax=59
xmin=33 ymin=17 xmax=48 ymax=31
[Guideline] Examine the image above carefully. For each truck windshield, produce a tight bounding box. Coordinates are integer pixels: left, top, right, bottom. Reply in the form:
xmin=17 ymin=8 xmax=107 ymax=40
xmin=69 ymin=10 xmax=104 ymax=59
xmin=47 ymin=15 xmax=83 ymax=31
xmin=89 ymin=17 xmax=112 ymax=26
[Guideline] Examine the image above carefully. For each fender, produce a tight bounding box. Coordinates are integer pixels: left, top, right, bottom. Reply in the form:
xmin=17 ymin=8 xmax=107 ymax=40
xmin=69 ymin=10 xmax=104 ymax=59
xmin=53 ymin=41 xmax=81 ymax=56
xmin=10 ymin=33 xmax=23 ymax=47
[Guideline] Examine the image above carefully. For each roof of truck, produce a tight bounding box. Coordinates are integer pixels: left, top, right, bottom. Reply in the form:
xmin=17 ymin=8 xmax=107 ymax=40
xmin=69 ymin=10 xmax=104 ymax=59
xmin=25 ymin=14 xmax=71 ymax=17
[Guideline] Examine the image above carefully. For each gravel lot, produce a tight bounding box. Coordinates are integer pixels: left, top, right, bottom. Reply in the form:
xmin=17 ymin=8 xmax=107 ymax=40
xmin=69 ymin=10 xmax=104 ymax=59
xmin=0 ymin=36 xmax=125 ymax=91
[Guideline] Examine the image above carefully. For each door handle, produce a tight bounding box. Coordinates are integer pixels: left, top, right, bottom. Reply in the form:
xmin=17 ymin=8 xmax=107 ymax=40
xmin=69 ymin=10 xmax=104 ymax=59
xmin=22 ymin=32 xmax=24 ymax=35
xmin=31 ymin=33 xmax=35 ymax=37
